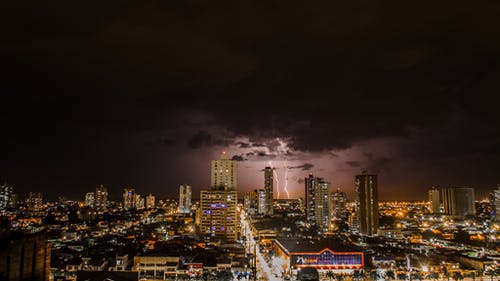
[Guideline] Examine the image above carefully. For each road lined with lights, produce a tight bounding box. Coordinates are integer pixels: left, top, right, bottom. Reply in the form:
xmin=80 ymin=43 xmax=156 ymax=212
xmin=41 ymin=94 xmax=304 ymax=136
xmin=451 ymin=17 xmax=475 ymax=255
xmin=241 ymin=213 xmax=279 ymax=281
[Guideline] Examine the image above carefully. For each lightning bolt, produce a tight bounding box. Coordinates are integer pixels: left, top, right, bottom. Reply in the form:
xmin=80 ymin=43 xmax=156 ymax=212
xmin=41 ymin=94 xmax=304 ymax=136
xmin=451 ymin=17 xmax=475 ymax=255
xmin=283 ymin=160 xmax=290 ymax=199
xmin=268 ymin=161 xmax=280 ymax=199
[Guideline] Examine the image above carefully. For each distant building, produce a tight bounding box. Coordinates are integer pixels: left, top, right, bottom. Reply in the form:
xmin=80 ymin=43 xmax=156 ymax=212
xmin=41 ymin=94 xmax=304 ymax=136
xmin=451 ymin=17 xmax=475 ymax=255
xmin=441 ymin=187 xmax=475 ymax=217
xmin=331 ymin=189 xmax=347 ymax=220
xmin=0 ymin=232 xmax=51 ymax=281
xmin=211 ymin=152 xmax=237 ymax=190
xmin=428 ymin=187 xmax=440 ymax=214
xmin=264 ymin=167 xmax=274 ymax=215
xmin=199 ymin=189 xmax=239 ymax=242
xmin=0 ymin=182 xmax=14 ymax=211
xmin=26 ymin=192 xmax=43 ymax=215
xmin=123 ymin=187 xmax=135 ymax=210
xmin=244 ymin=189 xmax=265 ymax=215
xmin=178 ymin=185 xmax=192 ymax=214
xmin=145 ymin=194 xmax=155 ymax=209
xmin=94 ymin=184 xmax=108 ymax=211
xmin=355 ymin=172 xmax=379 ymax=236
xmin=135 ymin=194 xmax=144 ymax=210
xmin=85 ymin=192 xmax=95 ymax=208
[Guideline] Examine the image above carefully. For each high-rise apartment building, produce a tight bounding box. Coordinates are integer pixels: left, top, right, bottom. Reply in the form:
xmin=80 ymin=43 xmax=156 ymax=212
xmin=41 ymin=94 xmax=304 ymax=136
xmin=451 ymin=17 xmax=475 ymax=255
xmin=145 ymin=194 xmax=155 ymax=209
xmin=264 ymin=167 xmax=274 ymax=216
xmin=355 ymin=172 xmax=379 ymax=236
xmin=123 ymin=187 xmax=135 ymax=210
xmin=315 ymin=179 xmax=331 ymax=232
xmin=85 ymin=192 xmax=95 ymax=208
xmin=179 ymin=185 xmax=192 ymax=214
xmin=441 ymin=187 xmax=475 ymax=217
xmin=200 ymin=154 xmax=239 ymax=241
xmin=428 ymin=187 xmax=440 ymax=214
xmin=331 ymin=189 xmax=347 ymax=220
xmin=210 ymin=152 xmax=237 ymax=190
xmin=305 ymin=174 xmax=317 ymax=223
xmin=304 ymin=175 xmax=331 ymax=232
xmin=199 ymin=189 xmax=239 ymax=241
xmin=0 ymin=182 xmax=14 ymax=211
xmin=95 ymin=184 xmax=108 ymax=211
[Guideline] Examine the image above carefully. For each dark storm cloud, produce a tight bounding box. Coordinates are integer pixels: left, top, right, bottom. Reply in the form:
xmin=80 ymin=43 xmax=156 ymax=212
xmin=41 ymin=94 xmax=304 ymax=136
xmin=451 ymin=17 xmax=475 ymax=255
xmin=1 ymin=0 xmax=500 ymax=198
xmin=345 ymin=161 xmax=362 ymax=168
xmin=187 ymin=130 xmax=232 ymax=149
xmin=231 ymin=155 xmax=245 ymax=162
xmin=257 ymin=151 xmax=268 ymax=157
xmin=289 ymin=163 xmax=314 ymax=171
xmin=237 ymin=142 xmax=251 ymax=148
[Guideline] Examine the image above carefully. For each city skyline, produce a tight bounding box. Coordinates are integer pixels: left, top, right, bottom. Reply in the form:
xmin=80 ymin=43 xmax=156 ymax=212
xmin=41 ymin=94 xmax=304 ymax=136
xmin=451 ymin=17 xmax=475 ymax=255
xmin=2 ymin=0 xmax=500 ymax=201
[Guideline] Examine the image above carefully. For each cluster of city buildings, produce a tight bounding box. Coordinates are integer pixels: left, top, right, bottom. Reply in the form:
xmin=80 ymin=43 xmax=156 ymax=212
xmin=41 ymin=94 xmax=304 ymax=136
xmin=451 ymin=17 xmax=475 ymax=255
xmin=3 ymin=153 xmax=500 ymax=281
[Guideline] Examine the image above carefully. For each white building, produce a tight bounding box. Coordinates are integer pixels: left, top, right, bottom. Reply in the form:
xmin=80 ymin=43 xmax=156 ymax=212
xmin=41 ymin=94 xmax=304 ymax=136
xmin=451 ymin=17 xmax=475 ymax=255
xmin=211 ymin=152 xmax=237 ymax=190
xmin=178 ymin=185 xmax=192 ymax=214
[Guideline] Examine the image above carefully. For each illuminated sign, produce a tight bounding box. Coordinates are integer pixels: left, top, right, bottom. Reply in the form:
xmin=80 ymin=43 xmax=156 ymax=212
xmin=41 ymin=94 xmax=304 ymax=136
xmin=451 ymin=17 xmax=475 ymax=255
xmin=291 ymin=248 xmax=363 ymax=268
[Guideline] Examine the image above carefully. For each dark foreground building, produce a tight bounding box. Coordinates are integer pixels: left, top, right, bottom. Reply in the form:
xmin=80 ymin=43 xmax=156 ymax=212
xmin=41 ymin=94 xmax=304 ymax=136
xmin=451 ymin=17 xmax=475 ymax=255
xmin=0 ymin=231 xmax=51 ymax=281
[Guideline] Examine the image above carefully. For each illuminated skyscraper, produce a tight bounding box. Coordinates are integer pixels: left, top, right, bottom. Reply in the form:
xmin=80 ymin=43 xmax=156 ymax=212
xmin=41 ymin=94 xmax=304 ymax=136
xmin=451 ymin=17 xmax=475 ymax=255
xmin=428 ymin=187 xmax=440 ymax=213
xmin=123 ymin=187 xmax=135 ymax=210
xmin=179 ymin=185 xmax=192 ymax=214
xmin=315 ymin=179 xmax=331 ymax=232
xmin=95 ymin=185 xmax=108 ymax=211
xmin=355 ymin=172 xmax=379 ymax=236
xmin=264 ymin=167 xmax=274 ymax=216
xmin=304 ymin=175 xmax=331 ymax=232
xmin=441 ymin=187 xmax=475 ymax=217
xmin=85 ymin=192 xmax=95 ymax=208
xmin=210 ymin=152 xmax=237 ymax=190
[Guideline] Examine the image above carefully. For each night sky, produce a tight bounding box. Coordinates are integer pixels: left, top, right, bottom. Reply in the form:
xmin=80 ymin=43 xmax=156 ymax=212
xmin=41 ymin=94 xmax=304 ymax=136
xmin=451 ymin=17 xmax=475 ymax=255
xmin=2 ymin=0 xmax=500 ymax=201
